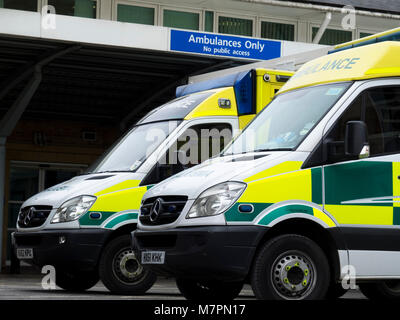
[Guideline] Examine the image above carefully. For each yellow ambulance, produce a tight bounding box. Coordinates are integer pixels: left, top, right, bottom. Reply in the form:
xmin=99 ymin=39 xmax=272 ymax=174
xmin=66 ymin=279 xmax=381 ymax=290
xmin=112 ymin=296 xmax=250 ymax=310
xmin=134 ymin=38 xmax=400 ymax=300
xmin=12 ymin=68 xmax=292 ymax=294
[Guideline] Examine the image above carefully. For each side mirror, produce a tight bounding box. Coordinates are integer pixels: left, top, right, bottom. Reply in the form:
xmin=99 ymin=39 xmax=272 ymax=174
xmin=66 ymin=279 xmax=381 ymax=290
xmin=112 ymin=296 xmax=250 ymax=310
xmin=345 ymin=121 xmax=369 ymax=158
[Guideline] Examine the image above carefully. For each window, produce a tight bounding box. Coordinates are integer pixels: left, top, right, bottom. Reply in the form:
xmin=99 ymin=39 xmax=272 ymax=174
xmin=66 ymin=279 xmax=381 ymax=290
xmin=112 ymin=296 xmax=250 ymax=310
xmin=327 ymin=86 xmax=400 ymax=161
xmin=205 ymin=11 xmax=214 ymax=32
xmin=261 ymin=21 xmax=295 ymax=41
xmin=48 ymin=0 xmax=97 ymax=18
xmin=89 ymin=121 xmax=180 ymax=173
xmin=360 ymin=32 xmax=374 ymax=38
xmin=224 ymin=83 xmax=351 ymax=155
xmin=218 ymin=16 xmax=253 ymax=36
xmin=117 ymin=4 xmax=155 ymax=25
xmin=312 ymin=27 xmax=352 ymax=45
xmin=0 ymin=0 xmax=37 ymax=11
xmin=163 ymin=9 xmax=199 ymax=31
xmin=366 ymin=87 xmax=400 ymax=155
xmin=143 ymin=123 xmax=232 ymax=185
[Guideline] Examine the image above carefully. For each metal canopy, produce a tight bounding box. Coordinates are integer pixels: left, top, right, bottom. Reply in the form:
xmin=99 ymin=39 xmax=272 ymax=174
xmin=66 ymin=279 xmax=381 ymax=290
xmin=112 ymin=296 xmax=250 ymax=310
xmin=291 ymin=0 xmax=400 ymax=14
xmin=0 ymin=34 xmax=250 ymax=129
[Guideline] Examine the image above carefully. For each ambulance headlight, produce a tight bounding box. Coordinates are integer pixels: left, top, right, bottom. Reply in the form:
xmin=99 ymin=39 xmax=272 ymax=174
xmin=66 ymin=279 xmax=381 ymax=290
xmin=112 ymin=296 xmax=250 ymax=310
xmin=187 ymin=182 xmax=246 ymax=219
xmin=51 ymin=195 xmax=96 ymax=223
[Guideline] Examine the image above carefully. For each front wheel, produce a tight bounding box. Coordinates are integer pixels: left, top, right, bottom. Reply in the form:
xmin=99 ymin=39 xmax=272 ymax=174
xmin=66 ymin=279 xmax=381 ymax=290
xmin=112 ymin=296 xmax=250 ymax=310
xmin=359 ymin=281 xmax=400 ymax=300
xmin=176 ymin=278 xmax=243 ymax=301
xmin=56 ymin=269 xmax=99 ymax=292
xmin=251 ymin=234 xmax=330 ymax=300
xmin=99 ymin=235 xmax=157 ymax=295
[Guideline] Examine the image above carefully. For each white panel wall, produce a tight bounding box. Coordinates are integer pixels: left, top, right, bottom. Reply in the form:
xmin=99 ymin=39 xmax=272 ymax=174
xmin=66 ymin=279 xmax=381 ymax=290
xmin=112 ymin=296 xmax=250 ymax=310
xmin=0 ymin=9 xmax=41 ymax=37
xmin=41 ymin=15 xmax=169 ymax=51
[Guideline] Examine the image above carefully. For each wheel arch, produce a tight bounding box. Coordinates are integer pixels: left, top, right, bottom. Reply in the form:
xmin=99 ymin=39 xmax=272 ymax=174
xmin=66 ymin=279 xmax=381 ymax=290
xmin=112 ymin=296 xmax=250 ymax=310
xmin=103 ymin=223 xmax=138 ymax=247
xmin=249 ymin=217 xmax=343 ymax=284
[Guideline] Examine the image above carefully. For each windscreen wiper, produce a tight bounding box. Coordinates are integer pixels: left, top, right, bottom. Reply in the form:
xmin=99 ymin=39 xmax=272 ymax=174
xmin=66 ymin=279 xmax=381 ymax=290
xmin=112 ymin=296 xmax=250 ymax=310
xmin=82 ymin=170 xmax=134 ymax=175
xmin=224 ymin=148 xmax=292 ymax=156
xmin=253 ymin=148 xmax=293 ymax=152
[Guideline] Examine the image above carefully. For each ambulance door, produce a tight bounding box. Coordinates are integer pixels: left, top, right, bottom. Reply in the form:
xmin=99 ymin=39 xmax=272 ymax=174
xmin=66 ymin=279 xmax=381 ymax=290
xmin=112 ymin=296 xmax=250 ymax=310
xmin=322 ymin=83 xmax=400 ymax=278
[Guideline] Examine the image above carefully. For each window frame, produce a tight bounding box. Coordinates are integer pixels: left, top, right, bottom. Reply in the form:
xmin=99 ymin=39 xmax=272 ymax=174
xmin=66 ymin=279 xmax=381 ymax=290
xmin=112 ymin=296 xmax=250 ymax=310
xmin=317 ymin=79 xmax=400 ymax=166
xmin=43 ymin=0 xmax=100 ymax=18
xmin=113 ymin=0 xmax=158 ymax=25
xmin=309 ymin=24 xmax=354 ymax=44
xmin=141 ymin=120 xmax=234 ymax=186
xmin=0 ymin=0 xmax=42 ymax=12
xmin=357 ymin=29 xmax=380 ymax=39
xmin=258 ymin=16 xmax=297 ymax=41
xmin=160 ymin=5 xmax=203 ymax=31
xmin=203 ymin=9 xmax=215 ymax=33
xmin=215 ymin=11 xmax=256 ymax=37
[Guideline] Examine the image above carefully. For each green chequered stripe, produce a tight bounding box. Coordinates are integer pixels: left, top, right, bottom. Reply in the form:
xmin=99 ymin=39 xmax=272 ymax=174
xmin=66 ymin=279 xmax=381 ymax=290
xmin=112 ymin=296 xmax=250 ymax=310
xmin=311 ymin=167 xmax=323 ymax=205
xmin=394 ymin=207 xmax=400 ymax=225
xmin=79 ymin=211 xmax=116 ymax=226
xmin=103 ymin=212 xmax=138 ymax=229
xmin=225 ymin=202 xmax=272 ymax=222
xmin=324 ymin=161 xmax=393 ymax=206
xmin=258 ymin=204 xmax=314 ymax=226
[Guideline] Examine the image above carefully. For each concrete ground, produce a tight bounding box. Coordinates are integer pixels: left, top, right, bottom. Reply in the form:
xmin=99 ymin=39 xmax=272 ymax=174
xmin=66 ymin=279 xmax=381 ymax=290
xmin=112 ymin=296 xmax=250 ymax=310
xmin=0 ymin=272 xmax=366 ymax=300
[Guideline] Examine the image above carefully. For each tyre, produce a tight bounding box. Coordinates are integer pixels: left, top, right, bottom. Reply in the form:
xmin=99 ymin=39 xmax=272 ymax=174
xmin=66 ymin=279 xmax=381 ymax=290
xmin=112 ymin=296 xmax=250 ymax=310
xmin=56 ymin=269 xmax=99 ymax=292
xmin=176 ymin=278 xmax=243 ymax=301
xmin=251 ymin=234 xmax=330 ymax=300
xmin=359 ymin=281 xmax=400 ymax=300
xmin=99 ymin=235 xmax=157 ymax=295
xmin=326 ymin=282 xmax=348 ymax=299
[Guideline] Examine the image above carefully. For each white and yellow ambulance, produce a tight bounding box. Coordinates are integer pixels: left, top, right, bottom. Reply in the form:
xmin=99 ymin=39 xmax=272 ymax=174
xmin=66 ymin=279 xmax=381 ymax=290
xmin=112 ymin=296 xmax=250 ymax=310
xmin=134 ymin=38 xmax=400 ymax=300
xmin=12 ymin=68 xmax=292 ymax=294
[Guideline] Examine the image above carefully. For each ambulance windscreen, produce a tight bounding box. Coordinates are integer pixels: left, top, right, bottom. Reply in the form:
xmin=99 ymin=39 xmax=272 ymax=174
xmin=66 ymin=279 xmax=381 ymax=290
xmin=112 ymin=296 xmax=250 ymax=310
xmin=224 ymin=82 xmax=352 ymax=155
xmin=137 ymin=91 xmax=213 ymax=125
xmin=88 ymin=120 xmax=181 ymax=173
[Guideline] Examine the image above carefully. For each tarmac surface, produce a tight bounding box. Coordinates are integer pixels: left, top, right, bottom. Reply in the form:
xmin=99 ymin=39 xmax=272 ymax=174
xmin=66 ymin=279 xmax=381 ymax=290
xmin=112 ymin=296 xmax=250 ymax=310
xmin=0 ymin=273 xmax=366 ymax=300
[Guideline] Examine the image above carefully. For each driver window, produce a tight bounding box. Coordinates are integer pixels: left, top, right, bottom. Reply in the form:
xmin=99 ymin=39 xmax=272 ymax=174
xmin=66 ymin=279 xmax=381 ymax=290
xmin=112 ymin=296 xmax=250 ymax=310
xmin=142 ymin=123 xmax=232 ymax=185
xmin=326 ymin=85 xmax=400 ymax=163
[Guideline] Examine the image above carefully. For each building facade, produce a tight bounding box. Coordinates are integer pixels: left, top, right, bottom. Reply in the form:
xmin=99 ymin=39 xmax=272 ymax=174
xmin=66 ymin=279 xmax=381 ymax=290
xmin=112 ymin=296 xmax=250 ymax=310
xmin=0 ymin=0 xmax=399 ymax=271
xmin=2 ymin=0 xmax=399 ymax=43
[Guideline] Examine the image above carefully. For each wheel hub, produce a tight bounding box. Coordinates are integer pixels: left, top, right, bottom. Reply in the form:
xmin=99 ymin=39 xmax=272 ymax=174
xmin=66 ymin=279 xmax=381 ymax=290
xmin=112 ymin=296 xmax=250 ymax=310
xmin=114 ymin=249 xmax=144 ymax=282
xmin=272 ymin=252 xmax=315 ymax=299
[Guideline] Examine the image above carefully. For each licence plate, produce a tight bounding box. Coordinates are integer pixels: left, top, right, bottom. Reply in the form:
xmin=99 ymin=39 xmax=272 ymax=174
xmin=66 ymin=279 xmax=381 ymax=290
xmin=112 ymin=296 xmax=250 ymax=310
xmin=141 ymin=251 xmax=165 ymax=264
xmin=16 ymin=248 xmax=34 ymax=259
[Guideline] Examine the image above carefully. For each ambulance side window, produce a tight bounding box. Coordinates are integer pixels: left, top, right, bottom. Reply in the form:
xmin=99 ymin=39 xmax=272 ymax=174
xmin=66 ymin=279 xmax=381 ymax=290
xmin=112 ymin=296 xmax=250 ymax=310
xmin=142 ymin=123 xmax=232 ymax=185
xmin=327 ymin=85 xmax=400 ymax=163
xmin=324 ymin=95 xmax=363 ymax=163
xmin=367 ymin=86 xmax=400 ymax=154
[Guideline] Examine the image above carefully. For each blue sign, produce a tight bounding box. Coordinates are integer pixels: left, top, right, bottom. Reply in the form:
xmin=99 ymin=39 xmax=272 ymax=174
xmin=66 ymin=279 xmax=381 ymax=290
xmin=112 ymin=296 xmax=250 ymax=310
xmin=170 ymin=29 xmax=282 ymax=60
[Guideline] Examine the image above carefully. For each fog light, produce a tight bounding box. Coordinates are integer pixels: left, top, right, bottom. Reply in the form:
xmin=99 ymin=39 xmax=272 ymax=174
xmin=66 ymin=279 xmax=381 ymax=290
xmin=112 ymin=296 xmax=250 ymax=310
xmin=59 ymin=236 xmax=66 ymax=244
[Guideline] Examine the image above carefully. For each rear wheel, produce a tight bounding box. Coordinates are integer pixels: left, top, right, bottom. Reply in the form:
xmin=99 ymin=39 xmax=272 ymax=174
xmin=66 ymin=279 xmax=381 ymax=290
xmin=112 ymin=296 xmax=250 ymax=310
xmin=56 ymin=269 xmax=99 ymax=292
xmin=251 ymin=234 xmax=330 ymax=300
xmin=176 ymin=278 xmax=243 ymax=301
xmin=359 ymin=281 xmax=400 ymax=300
xmin=99 ymin=235 xmax=157 ymax=295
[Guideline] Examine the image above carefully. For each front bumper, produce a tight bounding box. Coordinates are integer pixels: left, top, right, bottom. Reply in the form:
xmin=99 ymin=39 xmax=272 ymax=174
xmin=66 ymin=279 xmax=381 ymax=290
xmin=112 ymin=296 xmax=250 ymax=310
xmin=132 ymin=225 xmax=267 ymax=282
xmin=13 ymin=229 xmax=112 ymax=271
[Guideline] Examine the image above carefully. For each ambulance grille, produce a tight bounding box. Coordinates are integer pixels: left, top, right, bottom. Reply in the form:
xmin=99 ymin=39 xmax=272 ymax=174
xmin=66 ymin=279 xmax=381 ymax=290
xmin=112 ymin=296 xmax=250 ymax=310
xmin=17 ymin=206 xmax=53 ymax=228
xmin=140 ymin=196 xmax=188 ymax=226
